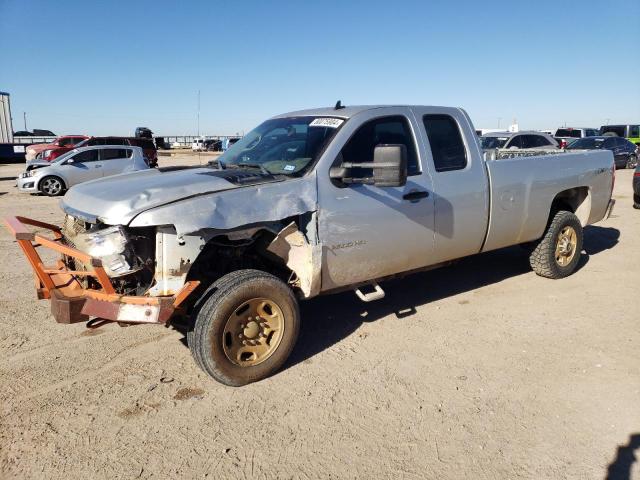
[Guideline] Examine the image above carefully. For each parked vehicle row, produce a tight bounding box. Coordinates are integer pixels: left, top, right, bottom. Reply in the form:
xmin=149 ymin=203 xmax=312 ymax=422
xmin=479 ymin=131 xmax=558 ymax=150
xmin=566 ymin=136 xmax=638 ymax=169
xmin=34 ymin=136 xmax=158 ymax=167
xmin=18 ymin=145 xmax=150 ymax=196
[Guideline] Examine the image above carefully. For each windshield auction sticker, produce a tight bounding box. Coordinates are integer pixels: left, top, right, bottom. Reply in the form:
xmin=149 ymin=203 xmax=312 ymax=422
xmin=309 ymin=118 xmax=344 ymax=128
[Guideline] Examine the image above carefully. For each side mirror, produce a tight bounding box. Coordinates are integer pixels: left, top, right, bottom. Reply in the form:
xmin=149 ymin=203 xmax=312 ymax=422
xmin=329 ymin=144 xmax=408 ymax=187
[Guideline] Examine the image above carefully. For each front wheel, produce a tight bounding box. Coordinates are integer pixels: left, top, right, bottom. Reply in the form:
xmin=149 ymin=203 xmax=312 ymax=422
xmin=39 ymin=176 xmax=65 ymax=196
xmin=529 ymin=210 xmax=583 ymax=279
xmin=188 ymin=269 xmax=300 ymax=386
xmin=626 ymin=154 xmax=637 ymax=169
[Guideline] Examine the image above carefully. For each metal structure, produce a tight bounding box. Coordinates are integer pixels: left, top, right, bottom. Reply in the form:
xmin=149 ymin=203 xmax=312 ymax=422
xmin=0 ymin=91 xmax=13 ymax=143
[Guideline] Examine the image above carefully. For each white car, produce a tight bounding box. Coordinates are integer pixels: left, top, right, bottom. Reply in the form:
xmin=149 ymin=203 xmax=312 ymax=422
xmin=17 ymin=145 xmax=149 ymax=196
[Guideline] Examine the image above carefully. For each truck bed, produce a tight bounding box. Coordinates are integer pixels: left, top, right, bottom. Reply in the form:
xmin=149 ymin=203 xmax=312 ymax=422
xmin=482 ymin=149 xmax=614 ymax=252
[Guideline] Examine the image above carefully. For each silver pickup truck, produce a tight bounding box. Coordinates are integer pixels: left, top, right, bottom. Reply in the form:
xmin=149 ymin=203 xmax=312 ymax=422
xmin=5 ymin=105 xmax=616 ymax=386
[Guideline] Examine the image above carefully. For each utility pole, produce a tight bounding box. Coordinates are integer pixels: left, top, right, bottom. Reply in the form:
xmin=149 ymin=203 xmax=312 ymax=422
xmin=497 ymin=117 xmax=502 ymax=129
xmin=23 ymin=111 xmax=27 ymax=131
xmin=197 ymin=90 xmax=200 ymax=138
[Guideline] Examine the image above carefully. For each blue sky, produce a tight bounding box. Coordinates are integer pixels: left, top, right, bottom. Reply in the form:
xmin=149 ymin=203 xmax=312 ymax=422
xmin=1 ymin=0 xmax=639 ymax=136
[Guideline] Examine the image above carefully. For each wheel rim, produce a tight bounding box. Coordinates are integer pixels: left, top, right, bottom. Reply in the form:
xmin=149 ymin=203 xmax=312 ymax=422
xmin=41 ymin=178 xmax=61 ymax=195
xmin=222 ymin=297 xmax=284 ymax=367
xmin=628 ymin=155 xmax=637 ymax=169
xmin=555 ymin=226 xmax=577 ymax=267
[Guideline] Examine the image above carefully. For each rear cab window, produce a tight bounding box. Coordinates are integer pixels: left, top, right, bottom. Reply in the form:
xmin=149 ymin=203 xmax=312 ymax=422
xmin=422 ymin=115 xmax=467 ymax=172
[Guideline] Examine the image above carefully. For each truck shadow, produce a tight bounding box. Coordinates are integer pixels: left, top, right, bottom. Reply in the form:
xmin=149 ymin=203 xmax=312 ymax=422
xmin=284 ymin=225 xmax=619 ymax=371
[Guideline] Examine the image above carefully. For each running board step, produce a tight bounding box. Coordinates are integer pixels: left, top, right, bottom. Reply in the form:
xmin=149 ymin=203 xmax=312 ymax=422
xmin=354 ymin=282 xmax=385 ymax=302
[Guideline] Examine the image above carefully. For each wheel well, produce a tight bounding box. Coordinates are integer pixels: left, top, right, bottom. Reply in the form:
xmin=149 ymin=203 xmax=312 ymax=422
xmin=184 ymin=226 xmax=298 ymax=309
xmin=549 ymin=187 xmax=591 ymax=226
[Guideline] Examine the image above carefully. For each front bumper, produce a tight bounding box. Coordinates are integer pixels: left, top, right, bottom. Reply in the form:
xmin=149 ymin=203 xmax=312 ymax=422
xmin=16 ymin=174 xmax=38 ymax=192
xmin=3 ymin=216 xmax=199 ymax=325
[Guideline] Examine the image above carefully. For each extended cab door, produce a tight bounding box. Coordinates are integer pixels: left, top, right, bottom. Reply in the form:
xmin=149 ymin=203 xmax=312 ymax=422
xmin=411 ymin=108 xmax=490 ymax=264
xmin=317 ymin=109 xmax=435 ymax=290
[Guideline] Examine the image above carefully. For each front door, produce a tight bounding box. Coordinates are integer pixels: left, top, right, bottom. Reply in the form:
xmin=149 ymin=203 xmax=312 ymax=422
xmin=317 ymin=111 xmax=436 ymax=290
xmin=63 ymin=148 xmax=103 ymax=185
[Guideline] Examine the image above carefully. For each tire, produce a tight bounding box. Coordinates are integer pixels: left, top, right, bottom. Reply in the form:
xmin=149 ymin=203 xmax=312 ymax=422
xmin=39 ymin=176 xmax=65 ymax=196
xmin=188 ymin=269 xmax=300 ymax=386
xmin=633 ymin=194 xmax=640 ymax=210
xmin=529 ymin=210 xmax=583 ymax=279
xmin=626 ymin=154 xmax=637 ymax=169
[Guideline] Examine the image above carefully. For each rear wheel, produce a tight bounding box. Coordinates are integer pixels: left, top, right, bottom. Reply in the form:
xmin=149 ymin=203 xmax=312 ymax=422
xmin=39 ymin=176 xmax=65 ymax=196
xmin=633 ymin=194 xmax=640 ymax=210
xmin=626 ymin=154 xmax=637 ymax=169
xmin=188 ymin=269 xmax=300 ymax=386
xmin=529 ymin=211 xmax=583 ymax=279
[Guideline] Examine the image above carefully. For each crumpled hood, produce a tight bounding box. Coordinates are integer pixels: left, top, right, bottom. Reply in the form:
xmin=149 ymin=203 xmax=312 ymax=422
xmin=61 ymin=166 xmax=279 ymax=225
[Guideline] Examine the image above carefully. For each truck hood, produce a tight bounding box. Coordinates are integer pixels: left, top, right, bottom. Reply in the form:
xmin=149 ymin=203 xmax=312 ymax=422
xmin=61 ymin=166 xmax=283 ymax=226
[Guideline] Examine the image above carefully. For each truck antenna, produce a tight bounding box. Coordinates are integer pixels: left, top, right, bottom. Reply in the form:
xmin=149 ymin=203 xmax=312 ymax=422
xmin=334 ymin=100 xmax=345 ymax=110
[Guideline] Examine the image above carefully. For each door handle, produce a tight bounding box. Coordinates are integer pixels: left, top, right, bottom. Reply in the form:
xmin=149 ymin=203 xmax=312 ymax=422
xmin=403 ymin=190 xmax=429 ymax=201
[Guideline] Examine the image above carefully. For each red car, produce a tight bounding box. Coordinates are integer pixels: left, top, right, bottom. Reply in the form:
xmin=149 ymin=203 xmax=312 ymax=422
xmin=25 ymin=135 xmax=89 ymax=161
xmin=39 ymin=136 xmax=158 ymax=167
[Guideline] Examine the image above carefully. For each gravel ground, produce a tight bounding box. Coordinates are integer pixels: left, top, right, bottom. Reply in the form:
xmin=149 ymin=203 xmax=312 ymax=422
xmin=0 ymin=154 xmax=638 ymax=479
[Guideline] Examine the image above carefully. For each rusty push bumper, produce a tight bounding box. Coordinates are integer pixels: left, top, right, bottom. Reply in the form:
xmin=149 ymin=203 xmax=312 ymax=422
xmin=4 ymin=216 xmax=199 ymax=325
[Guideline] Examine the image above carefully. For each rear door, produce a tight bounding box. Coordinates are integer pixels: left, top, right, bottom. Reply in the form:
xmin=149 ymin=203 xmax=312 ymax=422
xmin=100 ymin=148 xmax=133 ymax=177
xmin=412 ymin=108 xmax=489 ymax=263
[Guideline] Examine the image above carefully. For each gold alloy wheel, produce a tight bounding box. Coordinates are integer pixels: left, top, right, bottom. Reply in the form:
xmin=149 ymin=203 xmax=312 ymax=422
xmin=555 ymin=225 xmax=578 ymax=267
xmin=222 ymin=298 xmax=284 ymax=367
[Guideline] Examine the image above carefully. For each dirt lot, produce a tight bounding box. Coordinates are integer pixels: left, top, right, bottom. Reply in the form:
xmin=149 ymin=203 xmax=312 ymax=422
xmin=0 ymin=154 xmax=638 ymax=479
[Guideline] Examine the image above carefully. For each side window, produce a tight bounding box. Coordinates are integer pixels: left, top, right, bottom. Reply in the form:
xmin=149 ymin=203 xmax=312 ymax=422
xmin=340 ymin=116 xmax=420 ymax=176
xmin=520 ymin=135 xmax=534 ymax=148
xmin=507 ymin=135 xmax=523 ymax=149
xmin=58 ymin=138 xmax=72 ymax=147
xmin=422 ymin=115 xmax=467 ymax=171
xmin=72 ymin=149 xmax=100 ymax=163
xmin=100 ymin=148 xmax=130 ymax=160
xmin=533 ymin=135 xmax=551 ymax=147
xmin=631 ymin=125 xmax=640 ymax=138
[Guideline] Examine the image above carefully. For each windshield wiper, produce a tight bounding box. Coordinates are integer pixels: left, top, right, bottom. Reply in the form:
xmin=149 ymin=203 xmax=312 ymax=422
xmin=226 ymin=163 xmax=271 ymax=175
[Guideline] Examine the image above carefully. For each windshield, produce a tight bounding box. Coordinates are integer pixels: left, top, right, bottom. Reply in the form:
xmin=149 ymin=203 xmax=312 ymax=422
xmin=480 ymin=136 xmax=509 ymax=149
xmin=566 ymin=138 xmax=605 ymax=149
xmin=52 ymin=149 xmax=77 ymax=163
xmin=216 ymin=116 xmax=344 ymax=175
xmin=555 ymin=129 xmax=582 ymax=138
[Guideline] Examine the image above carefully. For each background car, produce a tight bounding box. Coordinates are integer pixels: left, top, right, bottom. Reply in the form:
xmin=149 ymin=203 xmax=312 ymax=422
xmin=566 ymin=136 xmax=638 ymax=169
xmin=25 ymin=135 xmax=88 ymax=161
xmin=17 ymin=145 xmax=149 ymax=196
xmin=39 ymin=136 xmax=158 ymax=167
xmin=600 ymin=124 xmax=640 ymax=147
xmin=479 ymin=131 xmax=559 ymax=150
xmin=553 ymin=127 xmax=599 ymax=148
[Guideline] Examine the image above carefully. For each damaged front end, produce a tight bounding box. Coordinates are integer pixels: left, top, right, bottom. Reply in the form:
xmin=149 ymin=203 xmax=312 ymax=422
xmin=3 ymin=216 xmax=199 ymax=325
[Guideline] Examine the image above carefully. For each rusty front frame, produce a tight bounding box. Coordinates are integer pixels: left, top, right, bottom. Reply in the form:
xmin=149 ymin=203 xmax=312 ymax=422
xmin=4 ymin=216 xmax=199 ymax=325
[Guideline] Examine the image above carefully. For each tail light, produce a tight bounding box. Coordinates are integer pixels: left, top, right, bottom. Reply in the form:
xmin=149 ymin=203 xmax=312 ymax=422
xmin=559 ymin=139 xmax=568 ymax=149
